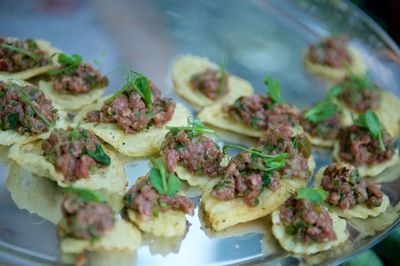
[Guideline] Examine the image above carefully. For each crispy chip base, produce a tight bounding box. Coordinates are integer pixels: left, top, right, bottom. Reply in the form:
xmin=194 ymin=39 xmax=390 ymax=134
xmin=74 ymin=100 xmax=190 ymax=157
xmin=39 ymin=80 xmax=105 ymax=112
xmin=198 ymin=104 xmax=262 ymax=138
xmin=332 ymin=142 xmax=399 ymax=177
xmin=304 ymin=48 xmax=366 ymax=82
xmin=0 ymin=39 xmax=60 ymax=80
xmin=60 ymin=219 xmax=142 ymax=254
xmin=271 ymin=208 xmax=348 ymax=255
xmin=314 ymin=166 xmax=389 ymax=219
xmin=127 ymin=209 xmax=187 ymax=237
xmin=8 ymin=140 xmax=126 ymax=210
xmin=172 ymin=55 xmax=254 ymax=110
xmin=6 ymin=163 xmax=63 ymax=224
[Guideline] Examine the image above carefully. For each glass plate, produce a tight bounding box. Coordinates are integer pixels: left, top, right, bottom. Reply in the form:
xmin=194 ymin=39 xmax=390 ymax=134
xmin=0 ymin=0 xmax=399 ymax=265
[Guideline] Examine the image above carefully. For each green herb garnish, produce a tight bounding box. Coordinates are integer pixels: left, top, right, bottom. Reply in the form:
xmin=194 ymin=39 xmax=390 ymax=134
xmin=63 ymin=186 xmax=106 ymax=203
xmin=6 ymin=113 xmax=19 ymax=130
xmin=105 ymin=69 xmax=152 ymax=108
xmin=49 ymin=53 xmax=82 ymax=76
xmin=166 ymin=116 xmax=217 ymax=138
xmin=85 ymin=143 xmax=111 ymax=166
xmin=264 ymin=76 xmax=283 ymax=104
xmin=326 ymin=85 xmax=343 ymax=100
xmin=355 ymin=111 xmax=386 ymax=151
xmin=296 ymin=187 xmax=328 ymax=203
xmin=1 ymin=43 xmax=39 ymax=62
xmin=149 ymin=157 xmax=181 ymax=196
xmin=19 ymin=91 xmax=53 ymax=127
xmin=304 ymin=101 xmax=337 ymax=123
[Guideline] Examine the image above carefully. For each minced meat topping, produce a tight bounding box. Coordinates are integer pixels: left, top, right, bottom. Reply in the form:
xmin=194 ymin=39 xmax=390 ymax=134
xmin=86 ymin=82 xmax=175 ymax=134
xmin=0 ymin=37 xmax=49 ymax=73
xmin=308 ymin=35 xmax=352 ymax=68
xmin=162 ymin=130 xmax=224 ymax=177
xmin=42 ymin=128 xmax=111 ymax=183
xmin=300 ymin=113 xmax=342 ymax=141
xmin=124 ymin=177 xmax=194 ymax=218
xmin=212 ymin=126 xmax=311 ymax=206
xmin=52 ymin=63 xmax=108 ymax=94
xmin=224 ymin=95 xmax=300 ymax=130
xmin=0 ymin=81 xmax=58 ymax=134
xmin=59 ymin=194 xmax=115 ymax=241
xmin=190 ymin=68 xmax=229 ymax=100
xmin=321 ymin=163 xmax=384 ymax=209
xmin=279 ymin=197 xmax=337 ymax=243
xmin=338 ymin=125 xmax=395 ymax=166
xmin=337 ymin=76 xmax=381 ymax=113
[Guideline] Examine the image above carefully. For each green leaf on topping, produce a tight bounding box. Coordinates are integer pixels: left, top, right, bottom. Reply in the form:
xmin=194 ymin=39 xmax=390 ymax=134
xmin=19 ymin=91 xmax=53 ymax=128
xmin=1 ymin=43 xmax=40 ymax=62
xmin=149 ymin=157 xmax=181 ymax=196
xmin=68 ymin=128 xmax=81 ymax=140
xmin=355 ymin=111 xmax=386 ymax=151
xmin=105 ymin=69 xmax=152 ymax=108
xmin=264 ymin=76 xmax=284 ymax=104
xmin=6 ymin=113 xmax=19 ymax=130
xmin=167 ymin=116 xmax=218 ymax=138
xmin=63 ymin=186 xmax=106 ymax=203
xmin=49 ymin=53 xmax=83 ymax=76
xmin=326 ymin=85 xmax=343 ymax=100
xmin=296 ymin=187 xmax=328 ymax=203
xmin=304 ymin=101 xmax=337 ymax=123
xmin=0 ymin=90 xmax=4 ymax=97
xmin=26 ymin=39 xmax=38 ymax=49
xmin=84 ymin=143 xmax=111 ymax=166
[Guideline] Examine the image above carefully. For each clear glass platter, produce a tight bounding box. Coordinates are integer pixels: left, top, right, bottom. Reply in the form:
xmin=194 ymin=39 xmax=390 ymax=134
xmin=0 ymin=0 xmax=399 ymax=265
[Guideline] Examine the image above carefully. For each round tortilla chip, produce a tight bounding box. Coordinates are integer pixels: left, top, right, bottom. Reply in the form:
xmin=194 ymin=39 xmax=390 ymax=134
xmin=6 ymin=162 xmax=64 ymax=224
xmin=39 ymin=80 xmax=105 ymax=112
xmin=271 ymin=207 xmax=348 ymax=255
xmin=74 ymin=100 xmax=190 ymax=157
xmin=0 ymin=39 xmax=60 ymax=80
xmin=304 ymin=47 xmax=366 ymax=82
xmin=172 ymin=55 xmax=253 ymax=110
xmin=314 ymin=166 xmax=389 ymax=219
xmin=60 ymin=219 xmax=142 ymax=254
xmin=332 ymin=142 xmax=399 ymax=177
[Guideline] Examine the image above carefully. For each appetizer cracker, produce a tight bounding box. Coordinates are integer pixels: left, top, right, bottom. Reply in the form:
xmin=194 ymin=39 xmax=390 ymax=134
xmin=0 ymin=37 xmax=59 ymax=80
xmin=38 ymin=53 xmax=108 ymax=111
xmin=304 ymin=35 xmax=366 ymax=81
xmin=124 ymin=159 xmax=194 ymax=237
xmin=8 ymin=128 xmax=126 ymax=209
xmin=271 ymin=193 xmax=348 ymax=255
xmin=0 ymin=79 xmax=67 ymax=146
xmin=198 ymin=77 xmax=301 ymax=138
xmin=314 ymin=164 xmax=389 ymax=219
xmin=58 ymin=189 xmax=141 ymax=254
xmin=74 ymin=71 xmax=190 ymax=157
xmin=172 ymin=54 xmax=253 ymax=109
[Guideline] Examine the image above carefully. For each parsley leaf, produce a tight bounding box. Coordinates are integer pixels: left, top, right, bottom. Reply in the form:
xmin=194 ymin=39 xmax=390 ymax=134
xmin=49 ymin=53 xmax=82 ymax=75
xmin=19 ymin=91 xmax=53 ymax=128
xmin=326 ymin=85 xmax=343 ymax=100
xmin=84 ymin=143 xmax=111 ymax=166
xmin=166 ymin=117 xmax=217 ymax=138
xmin=264 ymin=76 xmax=284 ymax=104
xmin=1 ymin=43 xmax=39 ymax=62
xmin=106 ymin=69 xmax=152 ymax=108
xmin=63 ymin=186 xmax=106 ymax=203
xmin=355 ymin=111 xmax=385 ymax=151
xmin=6 ymin=113 xmax=19 ymax=130
xmin=296 ymin=187 xmax=328 ymax=203
xmin=304 ymin=101 xmax=337 ymax=123
xmin=149 ymin=157 xmax=181 ymax=196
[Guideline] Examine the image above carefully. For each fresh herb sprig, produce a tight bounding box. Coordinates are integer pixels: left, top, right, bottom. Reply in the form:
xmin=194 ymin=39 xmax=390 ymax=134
xmin=264 ymin=76 xmax=284 ymax=104
xmin=105 ymin=69 xmax=152 ymax=108
xmin=223 ymin=144 xmax=289 ymax=172
xmin=149 ymin=157 xmax=181 ymax=196
xmin=49 ymin=53 xmax=82 ymax=76
xmin=1 ymin=42 xmax=40 ymax=62
xmin=166 ymin=117 xmax=217 ymax=138
xmin=19 ymin=91 xmax=53 ymax=127
xmin=296 ymin=187 xmax=328 ymax=203
xmin=63 ymin=186 xmax=106 ymax=203
xmin=355 ymin=111 xmax=386 ymax=151
xmin=304 ymin=85 xmax=343 ymax=123
xmin=84 ymin=143 xmax=111 ymax=166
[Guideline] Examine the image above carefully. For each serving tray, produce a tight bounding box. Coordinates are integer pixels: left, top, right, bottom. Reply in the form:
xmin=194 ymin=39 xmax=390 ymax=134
xmin=0 ymin=0 xmax=399 ymax=265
